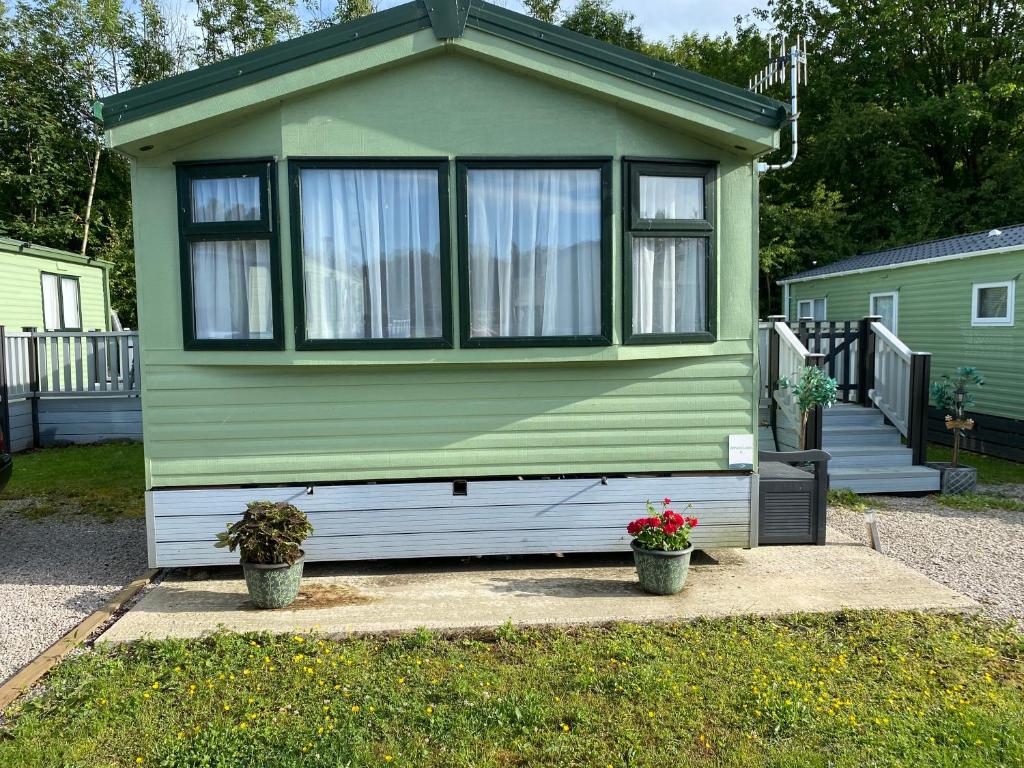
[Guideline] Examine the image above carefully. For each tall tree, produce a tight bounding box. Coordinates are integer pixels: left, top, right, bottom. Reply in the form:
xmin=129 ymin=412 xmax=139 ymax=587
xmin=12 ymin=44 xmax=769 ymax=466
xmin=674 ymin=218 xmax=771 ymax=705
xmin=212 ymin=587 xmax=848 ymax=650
xmin=195 ymin=0 xmax=300 ymax=64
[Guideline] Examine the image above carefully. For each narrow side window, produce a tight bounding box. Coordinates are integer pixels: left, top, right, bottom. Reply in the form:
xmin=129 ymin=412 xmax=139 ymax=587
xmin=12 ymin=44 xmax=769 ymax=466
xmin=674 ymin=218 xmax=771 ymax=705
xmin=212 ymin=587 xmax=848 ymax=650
xmin=623 ymin=160 xmax=716 ymax=344
xmin=176 ymin=160 xmax=283 ymax=350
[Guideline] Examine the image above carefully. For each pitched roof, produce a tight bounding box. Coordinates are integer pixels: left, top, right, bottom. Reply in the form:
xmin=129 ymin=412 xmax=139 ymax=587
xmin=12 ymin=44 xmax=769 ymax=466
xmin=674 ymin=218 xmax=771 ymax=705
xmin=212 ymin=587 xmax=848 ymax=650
xmin=97 ymin=0 xmax=787 ymax=131
xmin=779 ymin=224 xmax=1024 ymax=283
xmin=0 ymin=236 xmax=112 ymax=268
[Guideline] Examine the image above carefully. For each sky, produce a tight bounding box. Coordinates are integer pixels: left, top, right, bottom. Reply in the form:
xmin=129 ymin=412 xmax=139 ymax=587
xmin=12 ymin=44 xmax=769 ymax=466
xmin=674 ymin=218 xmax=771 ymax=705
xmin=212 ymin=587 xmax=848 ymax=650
xmin=377 ymin=0 xmax=761 ymax=41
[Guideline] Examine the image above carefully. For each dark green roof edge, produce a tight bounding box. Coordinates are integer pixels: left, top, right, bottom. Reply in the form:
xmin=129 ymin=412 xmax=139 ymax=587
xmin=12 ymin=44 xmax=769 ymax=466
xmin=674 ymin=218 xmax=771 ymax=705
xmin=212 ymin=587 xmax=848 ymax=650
xmin=427 ymin=0 xmax=472 ymax=38
xmin=99 ymin=2 xmax=431 ymax=126
xmin=469 ymin=3 xmax=787 ymax=129
xmin=98 ymin=0 xmax=787 ymax=132
xmin=0 ymin=236 xmax=113 ymax=269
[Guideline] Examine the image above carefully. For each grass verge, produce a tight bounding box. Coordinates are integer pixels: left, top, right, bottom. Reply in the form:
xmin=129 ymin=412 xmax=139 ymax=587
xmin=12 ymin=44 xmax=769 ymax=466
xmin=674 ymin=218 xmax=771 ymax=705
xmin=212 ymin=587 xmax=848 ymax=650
xmin=0 ymin=443 xmax=144 ymax=520
xmin=1 ymin=612 xmax=1021 ymax=767
xmin=935 ymin=493 xmax=1024 ymax=514
xmin=927 ymin=445 xmax=1024 ymax=485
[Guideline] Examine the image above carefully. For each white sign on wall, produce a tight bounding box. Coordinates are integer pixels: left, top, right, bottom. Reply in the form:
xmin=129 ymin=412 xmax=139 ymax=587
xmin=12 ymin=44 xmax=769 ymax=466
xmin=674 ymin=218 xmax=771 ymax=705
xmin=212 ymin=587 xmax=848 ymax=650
xmin=728 ymin=434 xmax=754 ymax=470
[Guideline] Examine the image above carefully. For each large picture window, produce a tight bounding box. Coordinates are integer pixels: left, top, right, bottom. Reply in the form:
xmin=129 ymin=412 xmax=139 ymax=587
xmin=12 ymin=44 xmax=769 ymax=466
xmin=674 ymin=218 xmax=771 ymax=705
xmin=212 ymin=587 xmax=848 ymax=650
xmin=457 ymin=159 xmax=612 ymax=347
xmin=176 ymin=160 xmax=283 ymax=350
xmin=41 ymin=273 xmax=81 ymax=331
xmin=623 ymin=160 xmax=715 ymax=343
xmin=290 ymin=159 xmax=451 ymax=349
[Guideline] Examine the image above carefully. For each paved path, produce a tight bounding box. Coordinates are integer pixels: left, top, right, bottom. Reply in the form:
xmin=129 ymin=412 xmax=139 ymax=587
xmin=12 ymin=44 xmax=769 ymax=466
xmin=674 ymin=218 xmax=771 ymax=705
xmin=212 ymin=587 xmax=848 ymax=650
xmin=100 ymin=529 xmax=975 ymax=642
xmin=0 ymin=503 xmax=147 ymax=683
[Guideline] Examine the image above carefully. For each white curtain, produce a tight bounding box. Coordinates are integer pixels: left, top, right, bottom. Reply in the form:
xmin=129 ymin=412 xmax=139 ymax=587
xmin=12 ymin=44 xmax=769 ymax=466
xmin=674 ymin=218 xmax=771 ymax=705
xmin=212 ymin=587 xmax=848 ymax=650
xmin=638 ymin=174 xmax=702 ymax=220
xmin=41 ymin=273 xmax=61 ymax=330
xmin=192 ymin=177 xmax=261 ymax=222
xmin=467 ymin=169 xmax=600 ymax=338
xmin=632 ymin=237 xmax=706 ymax=334
xmin=60 ymin=277 xmax=81 ymax=329
xmin=191 ymin=241 xmax=273 ymax=339
xmin=300 ymin=168 xmax=442 ymax=340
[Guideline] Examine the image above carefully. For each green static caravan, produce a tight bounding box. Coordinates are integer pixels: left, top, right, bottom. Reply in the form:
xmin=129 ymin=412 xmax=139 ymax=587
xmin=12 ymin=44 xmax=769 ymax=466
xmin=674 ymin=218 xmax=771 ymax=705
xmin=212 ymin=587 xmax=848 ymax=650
xmin=0 ymin=237 xmax=112 ymax=333
xmin=97 ymin=0 xmax=788 ymax=568
xmin=780 ymin=225 xmax=1024 ymax=462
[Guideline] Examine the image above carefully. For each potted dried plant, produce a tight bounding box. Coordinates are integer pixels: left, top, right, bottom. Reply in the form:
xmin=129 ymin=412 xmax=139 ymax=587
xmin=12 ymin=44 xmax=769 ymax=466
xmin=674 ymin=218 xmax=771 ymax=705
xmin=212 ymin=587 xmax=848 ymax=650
xmin=627 ymin=499 xmax=698 ymax=595
xmin=927 ymin=367 xmax=984 ymax=494
xmin=215 ymin=501 xmax=314 ymax=608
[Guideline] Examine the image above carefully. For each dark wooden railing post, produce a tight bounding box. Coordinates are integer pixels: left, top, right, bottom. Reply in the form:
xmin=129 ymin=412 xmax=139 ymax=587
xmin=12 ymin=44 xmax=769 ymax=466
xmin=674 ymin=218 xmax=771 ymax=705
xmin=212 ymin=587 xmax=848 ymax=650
xmin=766 ymin=315 xmax=785 ymax=441
xmin=908 ymin=352 xmax=932 ymax=465
xmin=804 ymin=353 xmax=826 ymax=450
xmin=22 ymin=327 xmax=40 ymax=448
xmin=857 ymin=315 xmax=882 ymax=407
xmin=0 ymin=325 xmax=9 ymax=449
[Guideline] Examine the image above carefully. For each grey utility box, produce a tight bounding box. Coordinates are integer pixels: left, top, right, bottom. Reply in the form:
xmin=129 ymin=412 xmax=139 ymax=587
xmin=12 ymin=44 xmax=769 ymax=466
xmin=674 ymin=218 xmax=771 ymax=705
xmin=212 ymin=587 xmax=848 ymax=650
xmin=758 ymin=449 xmax=830 ymax=545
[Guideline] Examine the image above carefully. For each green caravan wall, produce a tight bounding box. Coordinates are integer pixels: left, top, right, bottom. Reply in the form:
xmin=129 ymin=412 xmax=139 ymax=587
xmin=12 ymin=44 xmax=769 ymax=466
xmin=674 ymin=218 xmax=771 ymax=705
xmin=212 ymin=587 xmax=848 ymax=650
xmin=0 ymin=244 xmax=109 ymax=331
xmin=131 ymin=49 xmax=760 ymax=489
xmin=787 ymin=250 xmax=1024 ymax=421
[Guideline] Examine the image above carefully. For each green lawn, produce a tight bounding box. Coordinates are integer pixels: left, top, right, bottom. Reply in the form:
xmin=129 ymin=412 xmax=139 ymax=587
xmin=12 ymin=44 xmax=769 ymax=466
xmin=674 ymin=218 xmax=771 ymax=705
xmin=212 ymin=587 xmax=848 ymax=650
xmin=927 ymin=444 xmax=1024 ymax=485
xmin=0 ymin=442 xmax=144 ymax=520
xmin=1 ymin=612 xmax=1021 ymax=767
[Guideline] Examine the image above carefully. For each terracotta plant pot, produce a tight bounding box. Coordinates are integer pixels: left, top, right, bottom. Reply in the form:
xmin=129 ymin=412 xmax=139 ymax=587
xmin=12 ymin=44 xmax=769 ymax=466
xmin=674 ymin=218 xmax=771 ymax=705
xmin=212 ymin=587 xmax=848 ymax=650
xmin=242 ymin=554 xmax=305 ymax=609
xmin=631 ymin=541 xmax=693 ymax=595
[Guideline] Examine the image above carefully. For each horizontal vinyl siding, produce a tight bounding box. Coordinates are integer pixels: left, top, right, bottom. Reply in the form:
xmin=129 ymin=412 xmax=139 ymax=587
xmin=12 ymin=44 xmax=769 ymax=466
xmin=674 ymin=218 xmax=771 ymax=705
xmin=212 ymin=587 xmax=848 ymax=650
xmin=0 ymin=250 xmax=108 ymax=331
xmin=147 ymin=475 xmax=751 ymax=566
xmin=788 ymin=250 xmax=1024 ymax=421
xmin=143 ymin=353 xmax=754 ymax=487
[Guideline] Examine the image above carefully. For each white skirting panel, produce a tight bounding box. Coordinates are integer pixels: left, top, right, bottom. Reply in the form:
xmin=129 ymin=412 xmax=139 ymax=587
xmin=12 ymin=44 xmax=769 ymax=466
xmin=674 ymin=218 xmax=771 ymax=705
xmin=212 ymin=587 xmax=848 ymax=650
xmin=146 ymin=475 xmax=753 ymax=568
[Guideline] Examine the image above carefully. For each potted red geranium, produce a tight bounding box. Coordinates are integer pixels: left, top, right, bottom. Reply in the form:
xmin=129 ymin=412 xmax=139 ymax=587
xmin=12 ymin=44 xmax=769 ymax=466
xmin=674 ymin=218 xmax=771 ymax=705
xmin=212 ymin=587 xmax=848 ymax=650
xmin=627 ymin=498 xmax=698 ymax=595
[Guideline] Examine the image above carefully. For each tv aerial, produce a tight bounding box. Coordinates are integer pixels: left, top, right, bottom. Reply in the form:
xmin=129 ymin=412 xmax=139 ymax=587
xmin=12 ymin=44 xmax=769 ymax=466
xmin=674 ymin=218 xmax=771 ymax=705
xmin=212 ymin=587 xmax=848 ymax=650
xmin=749 ymin=34 xmax=808 ymax=173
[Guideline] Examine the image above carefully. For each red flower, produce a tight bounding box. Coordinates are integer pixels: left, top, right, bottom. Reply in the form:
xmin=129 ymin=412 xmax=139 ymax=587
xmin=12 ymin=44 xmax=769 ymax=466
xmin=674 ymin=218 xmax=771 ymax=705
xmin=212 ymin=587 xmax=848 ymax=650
xmin=663 ymin=511 xmax=682 ymax=525
xmin=686 ymin=516 xmax=699 ymax=528
xmin=627 ymin=520 xmax=642 ymax=535
xmin=663 ymin=498 xmax=671 ymax=506
xmin=662 ymin=523 xmax=679 ymax=535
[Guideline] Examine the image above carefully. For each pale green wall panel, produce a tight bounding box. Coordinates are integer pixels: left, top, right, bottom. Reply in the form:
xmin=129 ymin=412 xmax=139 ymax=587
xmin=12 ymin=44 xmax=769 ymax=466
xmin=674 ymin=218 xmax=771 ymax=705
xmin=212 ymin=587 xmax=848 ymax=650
xmin=787 ymin=250 xmax=1024 ymax=420
xmin=0 ymin=248 xmax=108 ymax=331
xmin=131 ymin=50 xmax=760 ymax=489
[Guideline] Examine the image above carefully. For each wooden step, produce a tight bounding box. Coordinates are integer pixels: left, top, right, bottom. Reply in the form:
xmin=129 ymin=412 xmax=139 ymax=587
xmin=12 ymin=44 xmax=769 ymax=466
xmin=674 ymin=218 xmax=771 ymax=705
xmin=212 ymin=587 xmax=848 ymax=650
xmin=823 ymin=445 xmax=913 ymax=468
xmin=828 ymin=465 xmax=940 ymax=494
xmin=822 ymin=425 xmax=904 ymax=447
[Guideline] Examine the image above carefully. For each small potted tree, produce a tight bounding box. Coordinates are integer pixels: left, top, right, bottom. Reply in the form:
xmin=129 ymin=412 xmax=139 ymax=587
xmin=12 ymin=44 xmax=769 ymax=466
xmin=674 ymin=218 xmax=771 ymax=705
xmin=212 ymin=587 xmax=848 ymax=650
xmin=215 ymin=501 xmax=314 ymax=609
xmin=627 ymin=499 xmax=698 ymax=595
xmin=928 ymin=367 xmax=984 ymax=494
xmin=782 ymin=366 xmax=839 ymax=450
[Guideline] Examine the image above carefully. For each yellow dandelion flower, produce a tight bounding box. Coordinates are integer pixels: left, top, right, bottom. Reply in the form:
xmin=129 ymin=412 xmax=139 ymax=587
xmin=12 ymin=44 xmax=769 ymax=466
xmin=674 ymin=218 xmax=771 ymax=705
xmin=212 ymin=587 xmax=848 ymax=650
xmin=239 ymin=723 xmax=248 ymax=730
xmin=152 ymin=682 xmax=160 ymax=689
xmin=426 ymin=706 xmax=433 ymax=715
xmin=384 ymin=756 xmax=394 ymax=763
xmin=561 ymin=723 xmax=570 ymax=732
xmin=351 ymin=705 xmax=361 ymax=713
xmin=224 ymin=705 xmax=231 ymax=711
xmin=136 ymin=759 xmax=144 ymax=765
xmin=294 ymin=636 xmax=305 ymax=643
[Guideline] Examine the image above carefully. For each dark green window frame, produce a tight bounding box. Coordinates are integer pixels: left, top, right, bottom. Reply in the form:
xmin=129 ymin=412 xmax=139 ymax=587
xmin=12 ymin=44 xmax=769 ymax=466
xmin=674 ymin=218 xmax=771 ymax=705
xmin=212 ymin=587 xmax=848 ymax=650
xmin=40 ymin=272 xmax=82 ymax=331
xmin=456 ymin=158 xmax=613 ymax=349
xmin=288 ymin=158 xmax=454 ymax=351
xmin=175 ymin=159 xmax=285 ymax=351
xmin=623 ymin=158 xmax=717 ymax=345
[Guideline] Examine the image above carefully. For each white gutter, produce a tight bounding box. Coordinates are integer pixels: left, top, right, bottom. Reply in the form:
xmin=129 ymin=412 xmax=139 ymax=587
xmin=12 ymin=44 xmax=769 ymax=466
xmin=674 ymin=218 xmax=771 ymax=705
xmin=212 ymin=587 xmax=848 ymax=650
xmin=777 ymin=242 xmax=1024 ymax=285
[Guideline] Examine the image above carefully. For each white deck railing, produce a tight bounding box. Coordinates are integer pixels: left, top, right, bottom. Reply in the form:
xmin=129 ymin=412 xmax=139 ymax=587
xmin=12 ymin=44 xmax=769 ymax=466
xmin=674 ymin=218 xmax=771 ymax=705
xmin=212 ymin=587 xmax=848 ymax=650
xmin=868 ymin=321 xmax=911 ymax=437
xmin=3 ymin=330 xmax=140 ymax=398
xmin=772 ymin=321 xmax=818 ymax=450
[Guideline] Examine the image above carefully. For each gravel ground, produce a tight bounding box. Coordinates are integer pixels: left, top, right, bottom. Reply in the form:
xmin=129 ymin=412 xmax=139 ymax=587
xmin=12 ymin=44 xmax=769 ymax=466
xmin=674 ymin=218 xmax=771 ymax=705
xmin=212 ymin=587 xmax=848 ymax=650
xmin=829 ymin=489 xmax=1024 ymax=628
xmin=0 ymin=500 xmax=146 ymax=684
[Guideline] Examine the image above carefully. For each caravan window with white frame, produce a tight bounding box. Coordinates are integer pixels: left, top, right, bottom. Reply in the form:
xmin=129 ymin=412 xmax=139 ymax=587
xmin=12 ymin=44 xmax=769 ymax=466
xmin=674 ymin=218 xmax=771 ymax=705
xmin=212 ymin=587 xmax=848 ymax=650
xmin=972 ymin=281 xmax=1015 ymax=326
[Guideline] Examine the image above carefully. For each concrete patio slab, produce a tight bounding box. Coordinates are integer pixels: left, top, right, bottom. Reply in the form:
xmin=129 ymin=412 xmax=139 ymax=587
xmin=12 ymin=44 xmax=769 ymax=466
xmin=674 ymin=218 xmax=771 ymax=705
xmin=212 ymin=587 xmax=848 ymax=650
xmin=99 ymin=530 xmax=978 ymax=643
